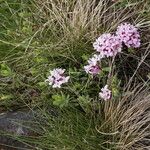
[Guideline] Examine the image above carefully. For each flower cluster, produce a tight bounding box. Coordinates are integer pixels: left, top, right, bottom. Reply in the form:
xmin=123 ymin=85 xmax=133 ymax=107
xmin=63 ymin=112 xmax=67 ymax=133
xmin=99 ymin=85 xmax=112 ymax=101
xmin=84 ymin=54 xmax=102 ymax=75
xmin=93 ymin=33 xmax=122 ymax=57
xmin=116 ymin=23 xmax=140 ymax=48
xmin=45 ymin=68 xmax=70 ymax=88
xmin=45 ymin=23 xmax=140 ymax=101
xmin=93 ymin=23 xmax=140 ymax=58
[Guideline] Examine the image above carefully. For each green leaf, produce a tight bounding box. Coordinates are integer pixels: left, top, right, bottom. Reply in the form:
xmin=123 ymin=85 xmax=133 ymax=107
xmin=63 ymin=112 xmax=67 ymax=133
xmin=30 ymin=68 xmax=38 ymax=75
xmin=37 ymin=82 xmax=47 ymax=89
xmin=77 ymin=95 xmax=91 ymax=113
xmin=78 ymin=95 xmax=90 ymax=105
xmin=0 ymin=64 xmax=12 ymax=77
xmin=73 ymin=82 xmax=82 ymax=90
xmin=38 ymin=82 xmax=46 ymax=86
xmin=37 ymin=57 xmax=47 ymax=63
xmin=82 ymin=54 xmax=90 ymax=61
xmin=111 ymin=75 xmax=121 ymax=98
xmin=128 ymin=48 xmax=135 ymax=53
xmin=0 ymin=94 xmax=13 ymax=100
xmin=52 ymin=94 xmax=69 ymax=108
xmin=102 ymin=67 xmax=110 ymax=72
xmin=112 ymin=87 xmax=120 ymax=98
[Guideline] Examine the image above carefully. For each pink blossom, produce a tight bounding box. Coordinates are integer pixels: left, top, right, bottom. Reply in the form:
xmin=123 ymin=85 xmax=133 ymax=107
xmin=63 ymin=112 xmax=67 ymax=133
xmin=116 ymin=23 xmax=140 ymax=48
xmin=45 ymin=68 xmax=70 ymax=88
xmin=99 ymin=85 xmax=112 ymax=101
xmin=93 ymin=33 xmax=122 ymax=57
xmin=84 ymin=54 xmax=101 ymax=75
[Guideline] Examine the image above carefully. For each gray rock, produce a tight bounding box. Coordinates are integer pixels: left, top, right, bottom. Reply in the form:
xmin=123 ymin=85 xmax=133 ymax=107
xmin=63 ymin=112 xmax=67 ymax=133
xmin=0 ymin=110 xmax=38 ymax=150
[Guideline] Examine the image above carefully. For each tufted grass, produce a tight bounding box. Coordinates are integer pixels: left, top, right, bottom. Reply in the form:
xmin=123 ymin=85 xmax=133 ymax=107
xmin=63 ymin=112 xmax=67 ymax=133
xmin=0 ymin=0 xmax=150 ymax=149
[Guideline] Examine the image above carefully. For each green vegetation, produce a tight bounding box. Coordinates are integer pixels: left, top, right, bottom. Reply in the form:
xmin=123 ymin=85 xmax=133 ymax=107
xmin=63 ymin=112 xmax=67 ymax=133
xmin=0 ymin=0 xmax=150 ymax=149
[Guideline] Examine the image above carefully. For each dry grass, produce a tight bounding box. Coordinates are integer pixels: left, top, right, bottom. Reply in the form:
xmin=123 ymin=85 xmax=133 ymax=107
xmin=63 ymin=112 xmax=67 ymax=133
xmin=31 ymin=0 xmax=150 ymax=45
xmin=96 ymin=82 xmax=150 ymax=150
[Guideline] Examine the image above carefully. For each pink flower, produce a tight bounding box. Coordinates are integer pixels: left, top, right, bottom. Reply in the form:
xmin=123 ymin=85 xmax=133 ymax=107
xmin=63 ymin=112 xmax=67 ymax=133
xmin=93 ymin=33 xmax=122 ymax=57
xmin=84 ymin=54 xmax=102 ymax=75
xmin=45 ymin=68 xmax=70 ymax=88
xmin=99 ymin=85 xmax=112 ymax=101
xmin=116 ymin=23 xmax=141 ymax=48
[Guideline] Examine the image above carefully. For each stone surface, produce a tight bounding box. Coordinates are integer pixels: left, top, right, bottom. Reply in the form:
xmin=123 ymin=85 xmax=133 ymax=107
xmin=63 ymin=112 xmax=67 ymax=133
xmin=0 ymin=110 xmax=38 ymax=150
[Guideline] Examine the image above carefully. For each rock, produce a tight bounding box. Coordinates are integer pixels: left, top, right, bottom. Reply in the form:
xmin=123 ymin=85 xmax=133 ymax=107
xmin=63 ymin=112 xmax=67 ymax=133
xmin=0 ymin=110 xmax=38 ymax=150
xmin=0 ymin=107 xmax=58 ymax=149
